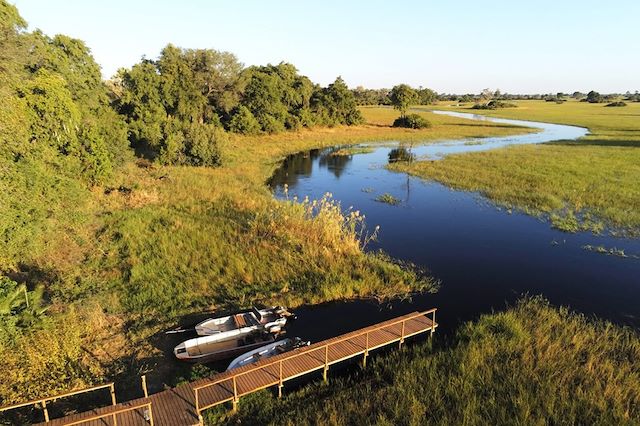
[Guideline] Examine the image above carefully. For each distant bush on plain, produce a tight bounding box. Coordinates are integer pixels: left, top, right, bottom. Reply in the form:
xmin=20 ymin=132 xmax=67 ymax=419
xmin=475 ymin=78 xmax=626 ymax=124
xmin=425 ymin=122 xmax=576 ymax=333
xmin=392 ymin=113 xmax=431 ymax=129
xmin=605 ymin=101 xmax=627 ymax=107
xmin=472 ymin=100 xmax=517 ymax=110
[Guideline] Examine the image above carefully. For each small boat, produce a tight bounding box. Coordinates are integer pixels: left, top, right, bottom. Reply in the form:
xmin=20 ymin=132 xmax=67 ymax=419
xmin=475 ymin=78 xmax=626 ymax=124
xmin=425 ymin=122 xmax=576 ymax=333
xmin=174 ymin=331 xmax=276 ymax=362
xmin=195 ymin=306 xmax=294 ymax=337
xmin=226 ymin=337 xmax=311 ymax=370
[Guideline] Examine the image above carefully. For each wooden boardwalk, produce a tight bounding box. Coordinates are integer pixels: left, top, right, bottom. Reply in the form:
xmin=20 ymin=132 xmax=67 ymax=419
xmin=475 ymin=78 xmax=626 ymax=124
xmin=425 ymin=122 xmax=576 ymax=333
xmin=28 ymin=309 xmax=436 ymax=426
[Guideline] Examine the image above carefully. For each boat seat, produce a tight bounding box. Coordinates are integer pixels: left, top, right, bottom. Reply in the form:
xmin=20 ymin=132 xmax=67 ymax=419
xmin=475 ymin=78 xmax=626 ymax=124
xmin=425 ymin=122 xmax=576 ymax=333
xmin=234 ymin=314 xmax=248 ymax=328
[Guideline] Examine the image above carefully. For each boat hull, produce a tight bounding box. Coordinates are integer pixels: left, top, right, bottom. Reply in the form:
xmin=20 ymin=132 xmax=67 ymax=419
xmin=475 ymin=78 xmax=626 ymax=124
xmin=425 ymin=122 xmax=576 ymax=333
xmin=174 ymin=333 xmax=276 ymax=363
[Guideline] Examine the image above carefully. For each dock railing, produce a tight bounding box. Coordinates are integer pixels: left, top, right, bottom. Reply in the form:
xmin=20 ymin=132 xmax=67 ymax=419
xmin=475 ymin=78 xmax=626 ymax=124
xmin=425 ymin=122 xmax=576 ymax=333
xmin=0 ymin=382 xmax=117 ymax=423
xmin=193 ymin=308 xmax=436 ymax=422
xmin=62 ymin=402 xmax=153 ymax=426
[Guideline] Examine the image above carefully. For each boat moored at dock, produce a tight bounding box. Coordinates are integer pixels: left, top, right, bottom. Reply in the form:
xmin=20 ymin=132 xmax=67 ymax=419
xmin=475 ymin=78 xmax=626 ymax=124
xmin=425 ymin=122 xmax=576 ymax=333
xmin=226 ymin=337 xmax=310 ymax=370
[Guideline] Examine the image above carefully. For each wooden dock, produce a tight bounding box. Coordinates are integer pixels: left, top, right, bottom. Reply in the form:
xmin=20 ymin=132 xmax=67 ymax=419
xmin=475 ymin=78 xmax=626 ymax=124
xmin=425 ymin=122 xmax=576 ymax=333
xmin=23 ymin=309 xmax=437 ymax=426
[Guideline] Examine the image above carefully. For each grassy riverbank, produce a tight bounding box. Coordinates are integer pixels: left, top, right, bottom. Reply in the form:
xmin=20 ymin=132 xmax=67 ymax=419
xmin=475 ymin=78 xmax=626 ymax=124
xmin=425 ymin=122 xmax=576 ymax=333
xmin=222 ymin=297 xmax=640 ymax=425
xmin=0 ymin=107 xmax=526 ymax=409
xmin=394 ymin=100 xmax=640 ymax=234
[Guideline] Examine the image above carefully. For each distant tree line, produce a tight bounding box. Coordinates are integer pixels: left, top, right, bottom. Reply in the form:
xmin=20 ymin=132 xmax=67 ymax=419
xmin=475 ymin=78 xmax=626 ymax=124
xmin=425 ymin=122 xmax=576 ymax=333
xmin=438 ymin=89 xmax=639 ymax=104
xmin=352 ymin=86 xmax=437 ymax=106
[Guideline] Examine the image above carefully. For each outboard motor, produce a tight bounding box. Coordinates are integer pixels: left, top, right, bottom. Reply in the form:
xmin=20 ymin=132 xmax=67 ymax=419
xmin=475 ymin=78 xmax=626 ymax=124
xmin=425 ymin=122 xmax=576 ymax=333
xmin=275 ymin=306 xmax=297 ymax=320
xmin=266 ymin=324 xmax=282 ymax=334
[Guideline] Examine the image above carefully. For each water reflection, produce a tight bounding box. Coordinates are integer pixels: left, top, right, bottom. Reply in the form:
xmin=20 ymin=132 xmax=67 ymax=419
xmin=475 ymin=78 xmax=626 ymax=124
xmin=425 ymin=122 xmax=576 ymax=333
xmin=388 ymin=147 xmax=416 ymax=163
xmin=318 ymin=149 xmax=353 ymax=178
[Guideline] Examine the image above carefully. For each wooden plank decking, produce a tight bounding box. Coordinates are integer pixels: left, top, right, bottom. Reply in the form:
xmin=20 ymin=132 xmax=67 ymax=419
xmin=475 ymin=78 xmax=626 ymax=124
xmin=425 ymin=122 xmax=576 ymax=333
xmin=31 ymin=309 xmax=437 ymax=426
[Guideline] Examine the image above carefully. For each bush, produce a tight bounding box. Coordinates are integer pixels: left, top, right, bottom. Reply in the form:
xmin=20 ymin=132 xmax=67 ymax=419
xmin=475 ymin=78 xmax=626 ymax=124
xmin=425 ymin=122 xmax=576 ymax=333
xmin=183 ymin=122 xmax=226 ymax=166
xmin=228 ymin=106 xmax=261 ymax=135
xmin=472 ymin=100 xmax=517 ymax=110
xmin=259 ymin=114 xmax=286 ymax=134
xmin=156 ymin=119 xmax=223 ymax=166
xmin=605 ymin=101 xmax=627 ymax=107
xmin=284 ymin=114 xmax=302 ymax=131
xmin=392 ymin=113 xmax=431 ymax=129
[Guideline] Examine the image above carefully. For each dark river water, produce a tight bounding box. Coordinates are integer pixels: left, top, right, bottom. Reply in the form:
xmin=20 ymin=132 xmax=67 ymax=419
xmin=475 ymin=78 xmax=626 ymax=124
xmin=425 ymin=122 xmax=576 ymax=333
xmin=269 ymin=111 xmax=640 ymax=341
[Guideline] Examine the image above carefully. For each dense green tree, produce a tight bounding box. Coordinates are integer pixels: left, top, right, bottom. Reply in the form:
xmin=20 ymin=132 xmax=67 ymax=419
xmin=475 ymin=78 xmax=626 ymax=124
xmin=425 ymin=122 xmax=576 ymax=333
xmin=313 ymin=77 xmax=363 ymax=126
xmin=0 ymin=0 xmax=29 ymax=152
xmin=186 ymin=47 xmax=244 ymax=115
xmin=26 ymin=32 xmax=103 ymax=107
xmin=417 ymin=87 xmax=437 ymax=105
xmin=116 ymin=60 xmax=166 ymax=155
xmin=17 ymin=29 xmax=130 ymax=182
xmin=390 ymin=84 xmax=418 ymax=118
xmin=115 ymin=46 xmax=231 ymax=165
xmin=228 ymin=105 xmax=261 ymax=135
xmin=235 ymin=62 xmax=316 ymax=132
xmin=21 ymin=69 xmax=81 ymax=155
xmin=586 ymin=90 xmax=602 ymax=103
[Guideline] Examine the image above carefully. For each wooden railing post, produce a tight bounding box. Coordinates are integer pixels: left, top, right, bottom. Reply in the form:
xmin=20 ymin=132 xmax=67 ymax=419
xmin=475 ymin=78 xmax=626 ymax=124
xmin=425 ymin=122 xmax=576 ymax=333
xmin=112 ymin=412 xmax=118 ymax=426
xmin=141 ymin=375 xmax=148 ymax=398
xmin=109 ymin=383 xmax=117 ymax=405
xmin=147 ymin=402 xmax=155 ymax=426
xmin=431 ymin=309 xmax=436 ymax=336
xmin=363 ymin=331 xmax=369 ymax=368
xmin=41 ymin=400 xmax=49 ymax=423
xmin=232 ymin=376 xmax=238 ymax=412
xmin=278 ymin=360 xmax=283 ymax=398
xmin=195 ymin=387 xmax=203 ymax=425
xmin=323 ymin=345 xmax=329 ymax=382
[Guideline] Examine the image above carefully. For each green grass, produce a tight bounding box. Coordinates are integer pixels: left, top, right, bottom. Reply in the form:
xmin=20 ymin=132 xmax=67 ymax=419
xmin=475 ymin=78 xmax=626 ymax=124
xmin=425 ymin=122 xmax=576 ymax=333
xmin=433 ymin=99 xmax=640 ymax=143
xmin=329 ymin=146 xmax=374 ymax=156
xmin=582 ymin=244 xmax=639 ymax=259
xmin=223 ymin=297 xmax=640 ymax=425
xmin=393 ymin=100 xmax=640 ymax=235
xmin=375 ymin=193 xmax=401 ymax=205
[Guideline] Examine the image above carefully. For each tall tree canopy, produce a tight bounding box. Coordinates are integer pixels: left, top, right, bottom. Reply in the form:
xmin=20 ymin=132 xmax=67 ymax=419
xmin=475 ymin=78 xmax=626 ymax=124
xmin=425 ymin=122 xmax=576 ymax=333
xmin=390 ymin=84 xmax=418 ymax=117
xmin=115 ymin=50 xmax=364 ymax=147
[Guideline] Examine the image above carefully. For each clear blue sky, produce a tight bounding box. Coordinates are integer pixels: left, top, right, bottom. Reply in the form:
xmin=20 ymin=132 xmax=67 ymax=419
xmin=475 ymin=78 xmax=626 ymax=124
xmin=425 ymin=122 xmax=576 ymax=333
xmin=12 ymin=0 xmax=640 ymax=93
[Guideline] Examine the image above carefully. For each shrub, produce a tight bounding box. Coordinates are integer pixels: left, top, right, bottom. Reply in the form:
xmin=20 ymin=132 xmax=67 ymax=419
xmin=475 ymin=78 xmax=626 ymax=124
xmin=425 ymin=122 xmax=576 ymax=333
xmin=586 ymin=90 xmax=603 ymax=103
xmin=392 ymin=113 xmax=431 ymax=129
xmin=284 ymin=114 xmax=302 ymax=131
xmin=156 ymin=119 xmax=223 ymax=166
xmin=605 ymin=101 xmax=627 ymax=107
xmin=183 ymin=122 xmax=226 ymax=166
xmin=260 ymin=114 xmax=286 ymax=134
xmin=472 ymin=100 xmax=517 ymax=110
xmin=228 ymin=106 xmax=261 ymax=135
xmin=375 ymin=193 xmax=401 ymax=205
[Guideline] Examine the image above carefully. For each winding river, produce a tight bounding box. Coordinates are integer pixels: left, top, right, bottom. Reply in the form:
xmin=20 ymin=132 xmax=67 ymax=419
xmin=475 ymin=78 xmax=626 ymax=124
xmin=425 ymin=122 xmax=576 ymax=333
xmin=271 ymin=111 xmax=640 ymax=340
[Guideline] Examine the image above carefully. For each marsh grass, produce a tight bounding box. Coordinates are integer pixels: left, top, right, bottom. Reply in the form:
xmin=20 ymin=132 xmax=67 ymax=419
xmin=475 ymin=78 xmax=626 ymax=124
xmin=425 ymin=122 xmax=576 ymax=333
xmin=582 ymin=244 xmax=639 ymax=259
xmin=375 ymin=193 xmax=401 ymax=206
xmin=392 ymin=101 xmax=640 ymax=235
xmin=329 ymin=146 xmax=374 ymax=156
xmin=393 ymin=142 xmax=640 ymax=235
xmin=224 ymin=297 xmax=640 ymax=425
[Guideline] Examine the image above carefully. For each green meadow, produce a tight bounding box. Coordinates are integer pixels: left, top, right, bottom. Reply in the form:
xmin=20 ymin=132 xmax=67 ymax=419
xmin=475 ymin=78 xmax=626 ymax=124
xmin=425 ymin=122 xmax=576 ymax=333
xmin=393 ymin=101 xmax=640 ymax=234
